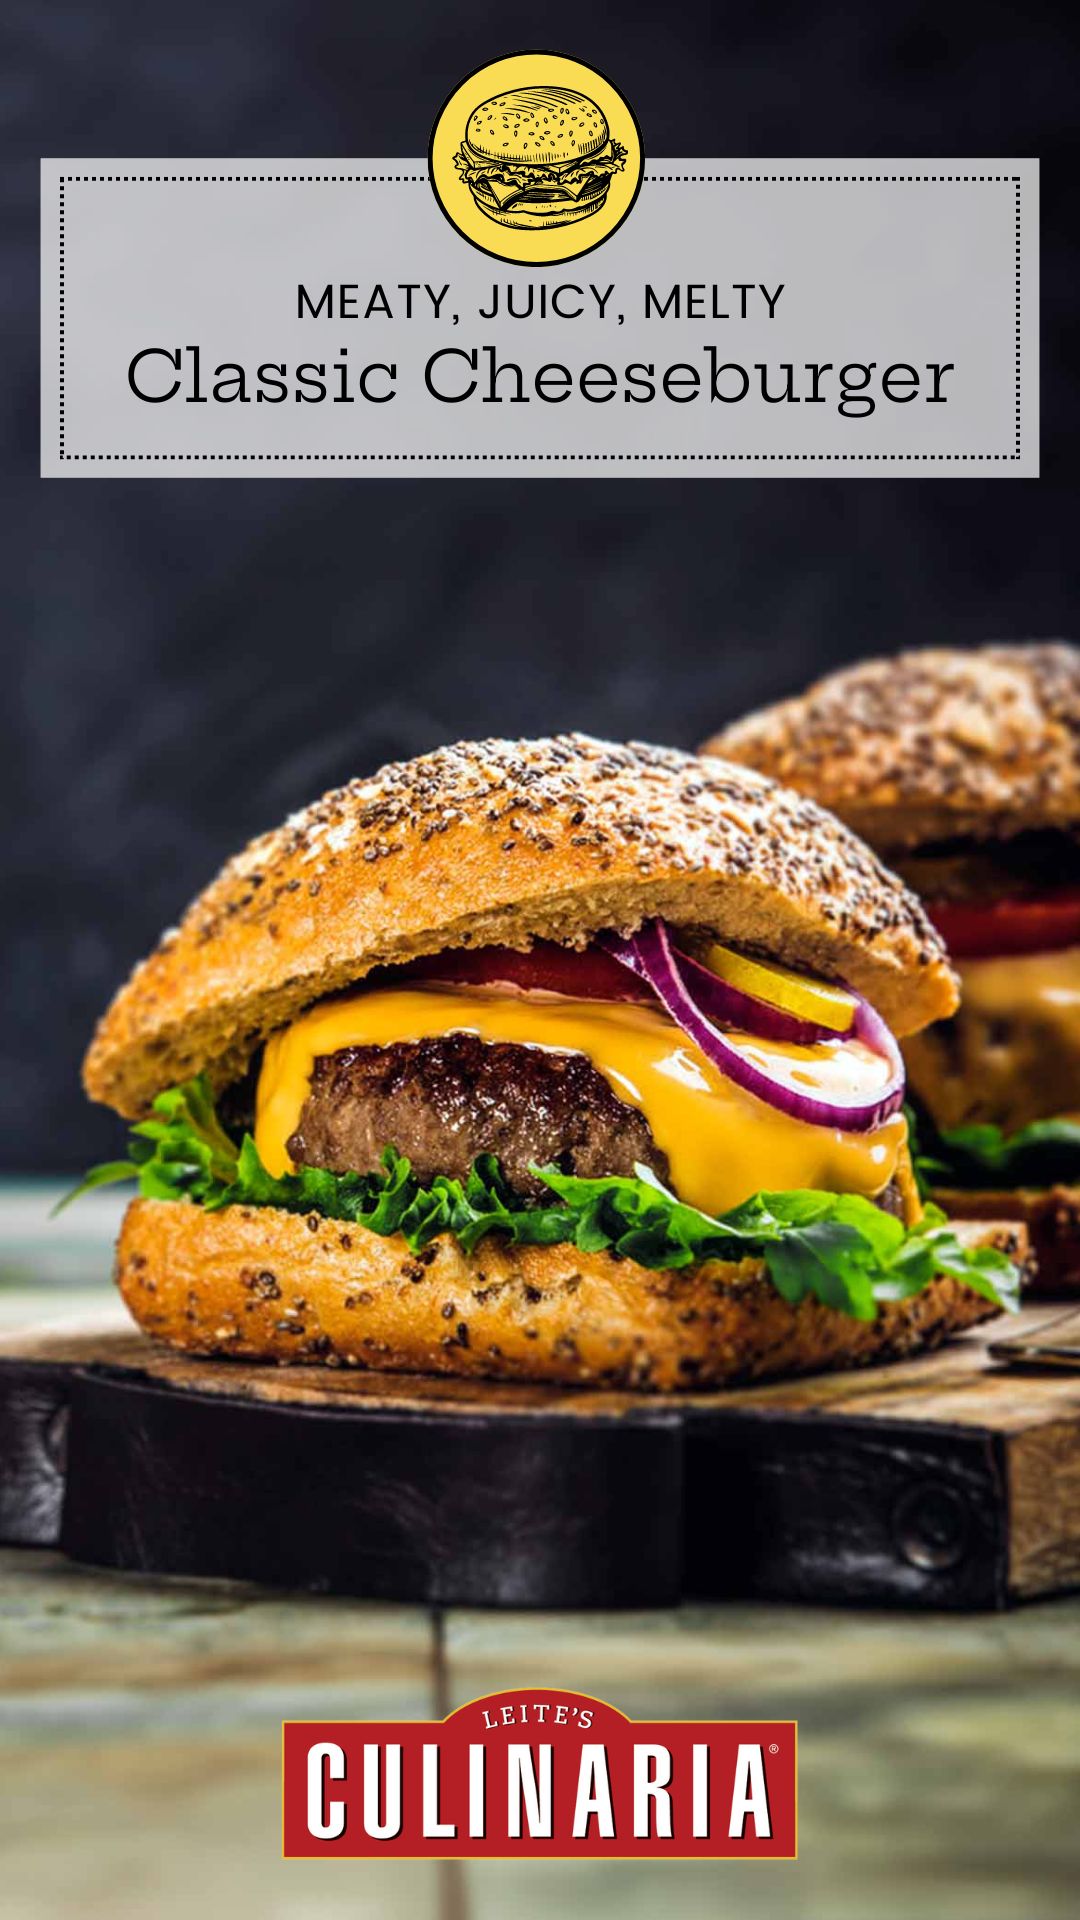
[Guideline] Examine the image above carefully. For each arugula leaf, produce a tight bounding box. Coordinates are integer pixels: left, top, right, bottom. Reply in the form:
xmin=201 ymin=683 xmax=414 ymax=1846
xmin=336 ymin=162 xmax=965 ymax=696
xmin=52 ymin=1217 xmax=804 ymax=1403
xmin=51 ymin=1159 xmax=142 ymax=1213
xmin=66 ymin=1076 xmax=1021 ymax=1321
xmin=536 ymin=1168 xmax=1018 ymax=1318
xmin=54 ymin=1076 xmax=242 ymax=1213
xmin=908 ymin=1101 xmax=1080 ymax=1191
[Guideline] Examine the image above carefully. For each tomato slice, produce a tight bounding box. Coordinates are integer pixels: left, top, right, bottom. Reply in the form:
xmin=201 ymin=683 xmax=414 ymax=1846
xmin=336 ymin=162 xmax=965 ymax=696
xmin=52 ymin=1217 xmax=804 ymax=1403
xmin=927 ymin=891 xmax=1080 ymax=959
xmin=401 ymin=940 xmax=656 ymax=1003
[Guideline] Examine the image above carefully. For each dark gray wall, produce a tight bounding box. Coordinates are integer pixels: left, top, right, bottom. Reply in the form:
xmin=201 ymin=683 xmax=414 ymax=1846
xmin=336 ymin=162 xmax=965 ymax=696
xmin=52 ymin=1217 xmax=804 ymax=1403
xmin=6 ymin=1 xmax=1078 ymax=1168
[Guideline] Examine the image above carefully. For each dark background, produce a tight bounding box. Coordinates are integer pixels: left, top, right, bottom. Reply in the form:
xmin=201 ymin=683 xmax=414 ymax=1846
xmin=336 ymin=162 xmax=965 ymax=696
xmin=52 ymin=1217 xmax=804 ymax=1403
xmin=6 ymin=1 xmax=1077 ymax=1169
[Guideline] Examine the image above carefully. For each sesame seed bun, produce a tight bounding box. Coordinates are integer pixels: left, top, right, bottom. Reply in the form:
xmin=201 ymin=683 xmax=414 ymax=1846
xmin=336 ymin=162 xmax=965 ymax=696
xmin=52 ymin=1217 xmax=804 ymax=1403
xmin=115 ymin=1196 xmax=1013 ymax=1390
xmin=83 ymin=734 xmax=957 ymax=1119
xmin=464 ymin=87 xmax=609 ymax=169
xmin=705 ymin=644 xmax=1080 ymax=851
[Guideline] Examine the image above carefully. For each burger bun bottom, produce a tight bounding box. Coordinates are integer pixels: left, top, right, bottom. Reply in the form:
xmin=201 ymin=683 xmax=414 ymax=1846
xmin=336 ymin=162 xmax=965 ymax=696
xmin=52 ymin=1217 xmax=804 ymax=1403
xmin=932 ymin=1183 xmax=1080 ymax=1296
xmin=115 ymin=1197 xmax=1020 ymax=1392
xmin=469 ymin=182 xmax=611 ymax=230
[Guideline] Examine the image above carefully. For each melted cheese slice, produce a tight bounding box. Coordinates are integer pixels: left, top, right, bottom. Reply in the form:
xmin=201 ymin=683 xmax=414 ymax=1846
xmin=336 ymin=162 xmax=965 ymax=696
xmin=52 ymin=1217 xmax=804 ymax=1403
xmin=957 ymin=946 xmax=1080 ymax=1048
xmin=944 ymin=945 xmax=1080 ymax=1131
xmin=255 ymin=986 xmax=907 ymax=1218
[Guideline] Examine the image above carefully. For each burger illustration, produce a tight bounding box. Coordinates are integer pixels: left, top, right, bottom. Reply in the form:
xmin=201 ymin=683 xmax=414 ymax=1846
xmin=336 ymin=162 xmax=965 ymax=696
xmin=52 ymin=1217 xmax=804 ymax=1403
xmin=708 ymin=645 xmax=1080 ymax=1293
xmin=74 ymin=735 xmax=1019 ymax=1390
xmin=454 ymin=85 xmax=627 ymax=231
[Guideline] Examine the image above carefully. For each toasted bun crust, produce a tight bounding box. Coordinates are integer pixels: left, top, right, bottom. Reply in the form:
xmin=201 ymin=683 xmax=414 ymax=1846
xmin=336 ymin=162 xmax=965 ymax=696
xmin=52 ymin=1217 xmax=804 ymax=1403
xmin=932 ymin=1184 xmax=1080 ymax=1297
xmin=115 ymin=1199 xmax=1014 ymax=1391
xmin=465 ymin=88 xmax=608 ymax=167
xmin=706 ymin=644 xmax=1080 ymax=851
xmin=83 ymin=735 xmax=957 ymax=1118
xmin=467 ymin=182 xmax=610 ymax=229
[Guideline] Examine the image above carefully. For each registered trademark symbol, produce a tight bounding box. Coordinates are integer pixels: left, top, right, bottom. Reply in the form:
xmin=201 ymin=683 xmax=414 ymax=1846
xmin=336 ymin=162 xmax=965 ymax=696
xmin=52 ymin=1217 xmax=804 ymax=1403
xmin=769 ymin=1744 xmax=780 ymax=1754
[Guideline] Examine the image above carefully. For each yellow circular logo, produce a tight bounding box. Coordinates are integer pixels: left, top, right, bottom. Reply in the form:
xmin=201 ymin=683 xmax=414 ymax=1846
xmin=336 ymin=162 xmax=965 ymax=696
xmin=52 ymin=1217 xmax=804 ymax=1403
xmin=429 ymin=52 xmax=643 ymax=266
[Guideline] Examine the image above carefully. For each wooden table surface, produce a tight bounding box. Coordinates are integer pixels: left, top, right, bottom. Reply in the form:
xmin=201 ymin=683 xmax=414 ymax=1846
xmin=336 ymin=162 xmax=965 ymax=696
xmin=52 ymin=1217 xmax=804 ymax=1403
xmin=3 ymin=1183 xmax=1079 ymax=1920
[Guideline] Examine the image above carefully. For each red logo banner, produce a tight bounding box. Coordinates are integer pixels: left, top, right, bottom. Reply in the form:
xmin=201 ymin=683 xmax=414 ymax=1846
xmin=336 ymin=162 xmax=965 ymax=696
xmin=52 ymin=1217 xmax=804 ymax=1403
xmin=283 ymin=1689 xmax=797 ymax=1859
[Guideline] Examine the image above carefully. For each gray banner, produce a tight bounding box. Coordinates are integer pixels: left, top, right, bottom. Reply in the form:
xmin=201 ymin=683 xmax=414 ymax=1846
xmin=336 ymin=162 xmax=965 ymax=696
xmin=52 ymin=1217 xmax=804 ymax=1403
xmin=41 ymin=158 xmax=1038 ymax=476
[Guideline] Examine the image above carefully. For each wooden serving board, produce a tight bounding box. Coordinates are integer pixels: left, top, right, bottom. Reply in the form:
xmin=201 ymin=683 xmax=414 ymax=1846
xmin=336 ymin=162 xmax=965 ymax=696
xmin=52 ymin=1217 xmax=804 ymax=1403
xmin=2 ymin=1307 xmax=1080 ymax=1610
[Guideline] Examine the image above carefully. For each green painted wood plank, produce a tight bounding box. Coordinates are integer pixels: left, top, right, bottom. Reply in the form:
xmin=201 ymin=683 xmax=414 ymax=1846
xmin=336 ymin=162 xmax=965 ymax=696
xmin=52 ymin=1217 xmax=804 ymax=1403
xmin=444 ymin=1602 xmax=1080 ymax=1920
xmin=0 ymin=1180 xmax=123 ymax=1292
xmin=0 ymin=1549 xmax=440 ymax=1919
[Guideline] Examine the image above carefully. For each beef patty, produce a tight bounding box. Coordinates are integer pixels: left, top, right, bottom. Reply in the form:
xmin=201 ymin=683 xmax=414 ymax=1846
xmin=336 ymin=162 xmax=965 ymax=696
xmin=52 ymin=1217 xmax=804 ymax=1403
xmin=286 ymin=1035 xmax=670 ymax=1200
xmin=893 ymin=828 xmax=1080 ymax=905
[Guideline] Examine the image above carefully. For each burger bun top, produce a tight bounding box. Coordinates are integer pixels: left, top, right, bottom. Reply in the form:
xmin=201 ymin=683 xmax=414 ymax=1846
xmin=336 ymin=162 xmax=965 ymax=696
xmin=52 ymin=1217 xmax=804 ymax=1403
xmin=464 ymin=87 xmax=610 ymax=169
xmin=707 ymin=645 xmax=1080 ymax=851
xmin=84 ymin=734 xmax=957 ymax=1118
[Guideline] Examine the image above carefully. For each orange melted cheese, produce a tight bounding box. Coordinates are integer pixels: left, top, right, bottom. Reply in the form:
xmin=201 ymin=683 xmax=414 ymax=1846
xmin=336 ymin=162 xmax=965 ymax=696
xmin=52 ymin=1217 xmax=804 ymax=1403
xmin=957 ymin=946 xmax=1080 ymax=1055
xmin=254 ymin=987 xmax=907 ymax=1218
xmin=939 ymin=945 xmax=1080 ymax=1133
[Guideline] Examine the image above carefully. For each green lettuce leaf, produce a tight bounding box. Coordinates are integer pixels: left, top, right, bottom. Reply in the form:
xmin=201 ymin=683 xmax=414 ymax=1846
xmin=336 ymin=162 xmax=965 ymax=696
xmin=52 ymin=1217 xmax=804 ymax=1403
xmin=908 ymin=1101 xmax=1080 ymax=1191
xmin=454 ymin=142 xmax=627 ymax=194
xmin=63 ymin=1077 xmax=1021 ymax=1321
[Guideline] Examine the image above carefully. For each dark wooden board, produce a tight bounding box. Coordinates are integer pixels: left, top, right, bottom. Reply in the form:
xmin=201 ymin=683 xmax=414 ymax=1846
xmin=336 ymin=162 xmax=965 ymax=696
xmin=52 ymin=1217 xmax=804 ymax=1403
xmin=2 ymin=1309 xmax=1080 ymax=1608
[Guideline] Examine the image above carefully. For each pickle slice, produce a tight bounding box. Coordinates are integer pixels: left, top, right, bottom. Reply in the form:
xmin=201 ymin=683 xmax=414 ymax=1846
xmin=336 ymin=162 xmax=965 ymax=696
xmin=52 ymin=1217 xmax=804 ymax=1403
xmin=701 ymin=942 xmax=856 ymax=1034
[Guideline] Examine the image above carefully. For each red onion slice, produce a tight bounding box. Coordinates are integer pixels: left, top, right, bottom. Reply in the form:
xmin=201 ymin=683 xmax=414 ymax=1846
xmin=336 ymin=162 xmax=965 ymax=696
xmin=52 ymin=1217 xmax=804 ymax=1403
xmin=602 ymin=920 xmax=905 ymax=1134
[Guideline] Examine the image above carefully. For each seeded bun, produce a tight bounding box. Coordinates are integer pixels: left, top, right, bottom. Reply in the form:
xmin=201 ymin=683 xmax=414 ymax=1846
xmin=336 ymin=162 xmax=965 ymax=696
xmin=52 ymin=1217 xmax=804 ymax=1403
xmin=706 ymin=644 xmax=1080 ymax=851
xmin=464 ymin=87 xmax=609 ymax=168
xmin=83 ymin=734 xmax=958 ymax=1119
xmin=115 ymin=1198 xmax=1014 ymax=1391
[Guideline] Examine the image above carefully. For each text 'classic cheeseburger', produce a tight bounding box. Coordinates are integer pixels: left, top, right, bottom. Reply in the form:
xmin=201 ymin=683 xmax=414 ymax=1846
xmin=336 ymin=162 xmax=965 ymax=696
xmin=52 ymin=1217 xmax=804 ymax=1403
xmin=454 ymin=86 xmax=626 ymax=231
xmin=709 ymin=645 xmax=1080 ymax=1291
xmin=78 ymin=736 xmax=1020 ymax=1389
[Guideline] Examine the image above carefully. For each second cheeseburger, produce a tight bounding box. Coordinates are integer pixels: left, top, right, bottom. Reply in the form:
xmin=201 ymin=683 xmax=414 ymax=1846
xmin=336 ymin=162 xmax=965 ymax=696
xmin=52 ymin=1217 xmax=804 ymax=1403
xmin=79 ymin=735 xmax=1019 ymax=1386
xmin=710 ymin=644 xmax=1080 ymax=1290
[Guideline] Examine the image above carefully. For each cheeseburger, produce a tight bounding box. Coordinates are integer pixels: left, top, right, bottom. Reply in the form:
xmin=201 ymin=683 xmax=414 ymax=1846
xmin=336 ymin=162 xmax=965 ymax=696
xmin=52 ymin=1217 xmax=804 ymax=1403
xmin=78 ymin=736 xmax=1019 ymax=1388
xmin=454 ymin=86 xmax=626 ymax=231
xmin=709 ymin=645 xmax=1080 ymax=1291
